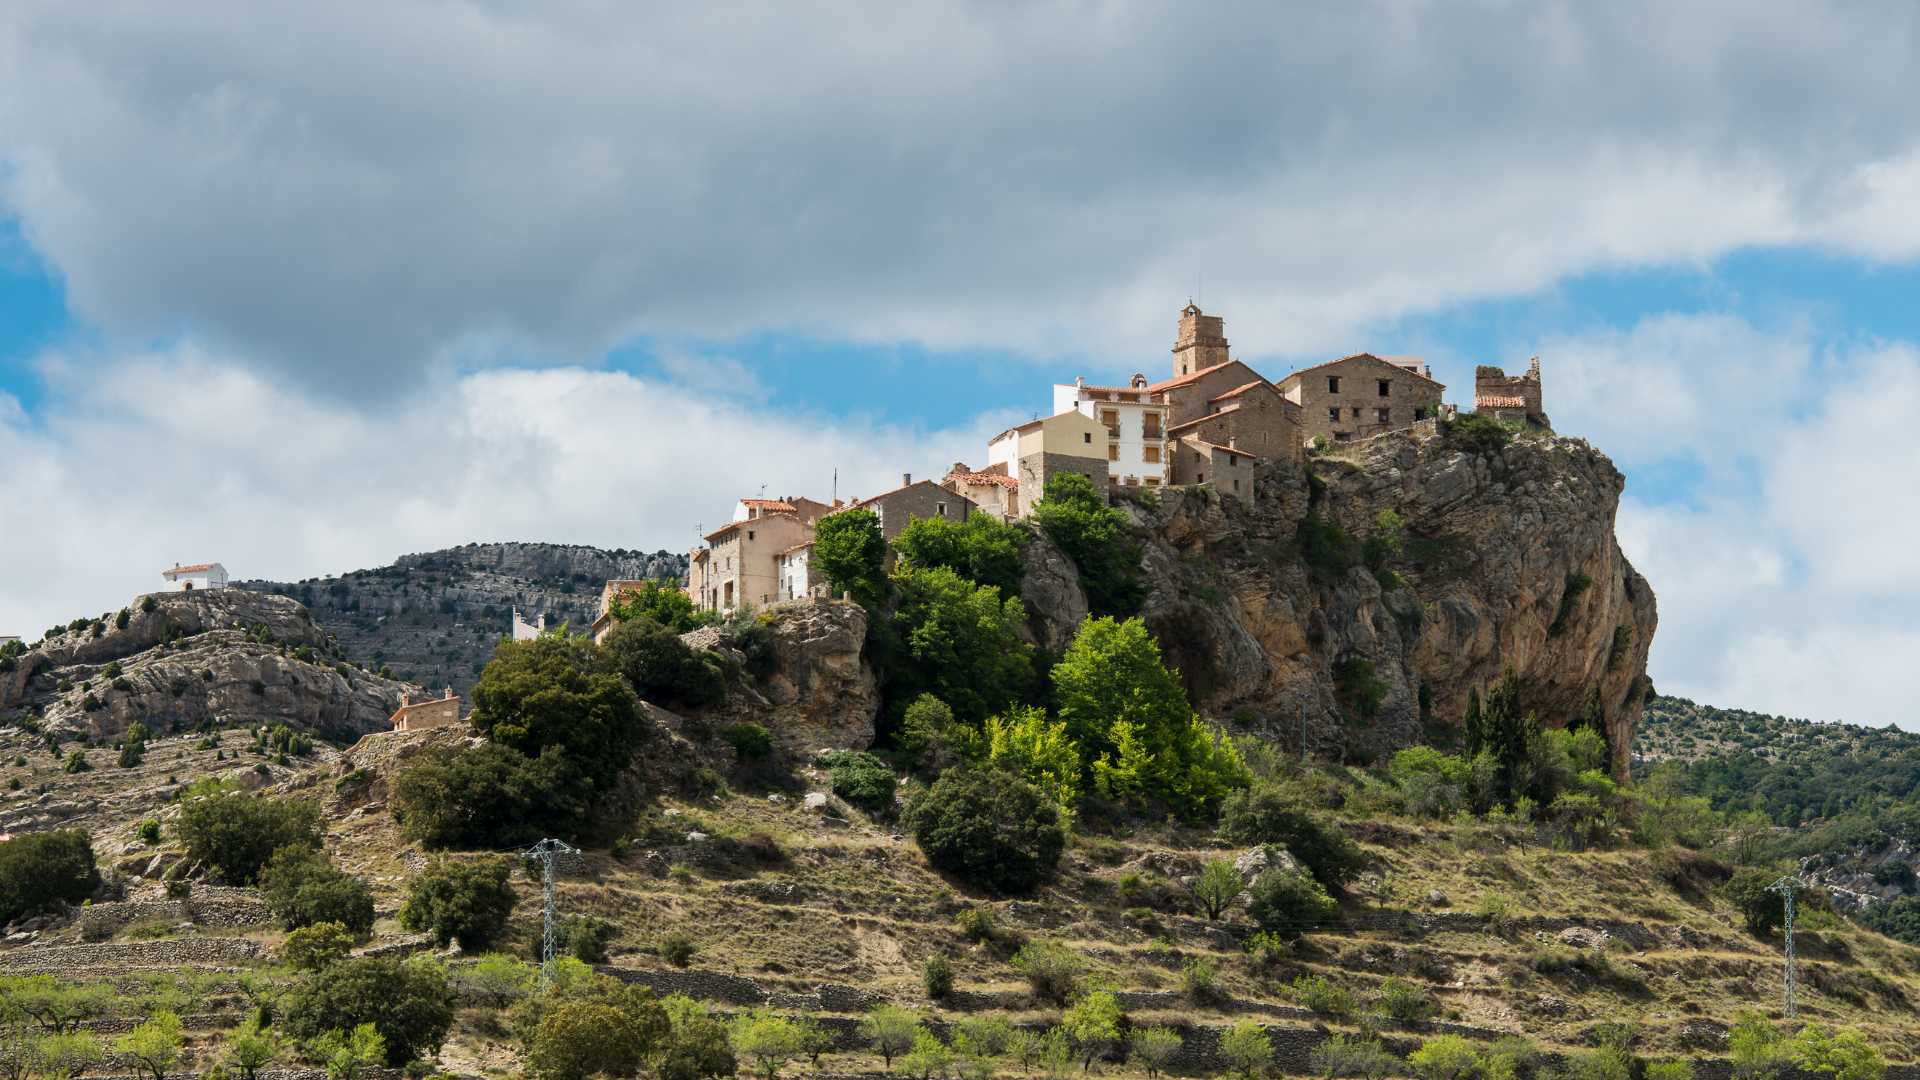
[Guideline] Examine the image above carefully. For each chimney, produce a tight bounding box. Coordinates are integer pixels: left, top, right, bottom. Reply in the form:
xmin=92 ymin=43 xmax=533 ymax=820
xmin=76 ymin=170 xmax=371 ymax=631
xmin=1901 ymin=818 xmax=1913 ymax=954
xmin=902 ymin=473 xmax=912 ymax=487
xmin=1228 ymin=435 xmax=1238 ymax=449
xmin=443 ymin=686 xmax=454 ymax=700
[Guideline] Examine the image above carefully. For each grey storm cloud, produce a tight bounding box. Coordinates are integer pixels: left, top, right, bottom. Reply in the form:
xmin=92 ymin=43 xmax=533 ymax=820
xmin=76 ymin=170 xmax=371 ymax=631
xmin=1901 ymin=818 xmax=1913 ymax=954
xmin=3 ymin=1 xmax=1920 ymax=390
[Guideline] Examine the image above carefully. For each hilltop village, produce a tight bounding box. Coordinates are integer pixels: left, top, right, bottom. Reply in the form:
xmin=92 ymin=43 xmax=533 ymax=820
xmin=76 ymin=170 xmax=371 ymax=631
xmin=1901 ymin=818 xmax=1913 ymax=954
xmin=676 ymin=304 xmax=1547 ymax=618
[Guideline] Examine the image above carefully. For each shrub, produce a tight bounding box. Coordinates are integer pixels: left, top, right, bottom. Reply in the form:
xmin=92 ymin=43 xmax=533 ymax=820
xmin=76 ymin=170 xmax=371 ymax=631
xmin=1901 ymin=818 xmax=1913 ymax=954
xmin=1332 ymin=658 xmax=1389 ymax=718
xmin=1011 ymin=941 xmax=1086 ymax=1004
xmin=1792 ymin=1025 xmax=1885 ymax=1080
xmin=1389 ymin=747 xmax=1471 ymax=819
xmin=1291 ymin=974 xmax=1355 ymax=1017
xmin=1032 ymin=472 xmax=1143 ymax=617
xmin=953 ymin=906 xmax=996 ymax=943
xmin=602 ymin=619 xmax=726 ymax=710
xmin=1312 ymin=1034 xmax=1399 ymax=1080
xmin=899 ymin=693 xmax=969 ymax=773
xmin=656 ymin=996 xmax=735 ymax=1080
xmin=283 ymin=956 xmax=454 ymax=1065
xmin=721 ymin=722 xmax=774 ymax=761
xmin=817 ymin=750 xmax=895 ymax=814
xmin=468 ymin=632 xmax=644 ymax=791
xmin=135 ymin=818 xmax=162 ymax=844
xmin=813 ymin=508 xmax=889 ymax=608
xmin=1182 ymin=956 xmax=1222 ymax=1004
xmin=1297 ymin=514 xmax=1362 ymax=580
xmin=892 ymin=510 xmax=1029 ymax=597
xmin=603 ymin=579 xmax=710 ymax=634
xmin=1408 ymin=1035 xmax=1481 ymax=1080
xmin=560 ymin=915 xmax=617 ymax=964
xmin=1218 ymin=787 xmax=1365 ymax=890
xmin=921 ymin=954 xmax=954 ymax=1000
xmin=1219 ymin=1019 xmax=1273 ymax=1079
xmin=400 ymin=859 xmax=516 ymax=950
xmin=1189 ymin=858 xmax=1246 ymax=920
xmin=117 ymin=1008 xmax=183 ymax=1080
xmin=905 ymin=767 xmax=1064 ymax=894
xmin=392 ymin=743 xmax=589 ymax=849
xmin=1548 ymin=572 xmax=1594 ymax=638
xmin=1439 ymin=412 xmax=1512 ymax=454
xmin=1131 ymin=1027 xmax=1183 ymax=1078
xmin=0 ymin=828 xmax=99 ymax=924
xmin=525 ymin=990 xmax=669 ymax=1080
xmin=1725 ymin=869 xmax=1788 ymax=934
xmin=176 ymin=789 xmax=321 ymax=885
xmin=1645 ymin=1063 xmax=1695 ymax=1080
xmin=1247 ymin=867 xmax=1337 ymax=937
xmin=1374 ymin=977 xmax=1436 ymax=1022
xmin=62 ymin=749 xmax=91 ymax=773
xmin=857 ymin=1004 xmax=922 ymax=1069
xmin=659 ymin=931 xmax=697 ymax=967
xmin=259 ymin=846 xmax=375 ymax=934
xmin=281 ymin=922 xmax=356 ymax=971
xmin=884 ymin=565 xmax=1035 ymax=728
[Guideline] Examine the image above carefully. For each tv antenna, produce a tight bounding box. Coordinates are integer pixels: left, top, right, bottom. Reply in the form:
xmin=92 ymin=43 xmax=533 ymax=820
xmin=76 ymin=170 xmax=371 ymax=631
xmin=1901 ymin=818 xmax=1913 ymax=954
xmin=1767 ymin=874 xmax=1804 ymax=1017
xmin=523 ymin=838 xmax=582 ymax=986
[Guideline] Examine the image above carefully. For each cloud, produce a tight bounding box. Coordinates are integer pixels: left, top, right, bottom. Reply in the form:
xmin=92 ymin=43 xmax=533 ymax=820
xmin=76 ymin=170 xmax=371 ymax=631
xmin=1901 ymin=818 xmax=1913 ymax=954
xmin=5 ymin=3 xmax=1920 ymax=391
xmin=0 ymin=346 xmax=993 ymax=638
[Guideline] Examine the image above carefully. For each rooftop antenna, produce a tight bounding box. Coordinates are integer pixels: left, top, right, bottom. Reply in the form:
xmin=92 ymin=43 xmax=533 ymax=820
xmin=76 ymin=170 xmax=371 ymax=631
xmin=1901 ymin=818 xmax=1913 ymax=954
xmin=523 ymin=838 xmax=581 ymax=987
xmin=833 ymin=467 xmax=838 ymax=504
xmin=1767 ymin=875 xmax=1804 ymax=1017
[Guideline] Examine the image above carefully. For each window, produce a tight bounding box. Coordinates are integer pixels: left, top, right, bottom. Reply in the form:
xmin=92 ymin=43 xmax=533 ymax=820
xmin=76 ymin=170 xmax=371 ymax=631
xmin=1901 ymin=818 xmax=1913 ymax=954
xmin=1328 ymin=376 xmax=1341 ymax=393
xmin=1378 ymin=379 xmax=1391 ymax=397
xmin=1083 ymin=432 xmax=1092 ymax=444
xmin=1334 ymin=432 xmax=1352 ymax=442
xmin=1143 ymin=445 xmax=1161 ymax=464
xmin=747 ymin=530 xmax=755 ymax=541
xmin=1226 ymin=453 xmax=1238 ymax=467
xmin=1196 ymin=471 xmax=1205 ymax=484
xmin=1327 ymin=407 xmax=1340 ymax=423
xmin=1144 ymin=476 xmax=1160 ymax=487
xmin=1143 ymin=412 xmax=1162 ymax=438
xmin=1350 ymin=407 xmax=1360 ymax=418
xmin=1413 ymin=407 xmax=1428 ymax=421
xmin=937 ymin=502 xmax=948 ymax=517
xmin=1108 ymin=443 xmax=1119 ymax=461
xmin=1376 ymin=408 xmax=1390 ymax=423
xmin=1233 ymin=478 xmax=1240 ymax=491
xmin=1101 ymin=409 xmax=1120 ymax=434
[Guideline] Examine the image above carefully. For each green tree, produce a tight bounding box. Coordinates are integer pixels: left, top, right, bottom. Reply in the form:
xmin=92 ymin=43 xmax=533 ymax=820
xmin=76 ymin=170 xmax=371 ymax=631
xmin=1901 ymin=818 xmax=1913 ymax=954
xmin=813 ymin=508 xmax=889 ymax=608
xmin=259 ymin=846 xmax=375 ymax=935
xmin=1725 ymin=870 xmax=1788 ymax=934
xmin=821 ymin=751 xmax=898 ymax=814
xmin=1189 ymin=858 xmax=1246 ymax=920
xmin=1793 ymin=1025 xmax=1886 ymax=1080
xmin=729 ymin=1010 xmax=811 ymax=1080
xmin=176 ymin=790 xmax=321 ymax=885
xmin=392 ymin=743 xmax=589 ymax=849
xmin=905 ymin=767 xmax=1065 ymax=894
xmin=307 ymin=1023 xmax=385 ymax=1080
xmin=0 ymin=977 xmax=113 ymax=1034
xmin=899 ymin=693 xmax=971 ymax=774
xmin=468 ymin=632 xmax=644 ymax=790
xmin=1062 ymin=991 xmax=1123 ymax=1072
xmin=857 ymin=1004 xmax=920 ymax=1069
xmin=893 ymin=511 xmax=1029 ymax=596
xmin=1031 ymin=473 xmax=1143 ymax=617
xmin=283 ymin=957 xmax=453 ymax=1065
xmin=886 ymin=565 xmax=1034 ymax=727
xmin=1011 ymin=941 xmax=1087 ymax=1005
xmin=901 ymin=1029 xmax=952 ymax=1080
xmin=116 ymin=1009 xmax=183 ymax=1080
xmin=221 ymin=1019 xmax=281 ymax=1080
xmin=1219 ymin=1020 xmax=1273 ymax=1080
xmin=1246 ymin=868 xmax=1337 ymax=937
xmin=525 ymin=1000 xmax=658 ymax=1080
xmin=1310 ymin=1034 xmax=1398 ymax=1080
xmin=1407 ymin=1035 xmax=1480 ymax=1080
xmin=280 ymin=922 xmax=356 ymax=971
xmin=604 ymin=580 xmax=710 ymax=634
xmin=400 ymin=858 xmax=517 ymax=950
xmin=983 ymin=706 xmax=1081 ymax=812
xmin=657 ymin=996 xmax=735 ymax=1080
xmin=28 ymin=1031 xmax=101 ymax=1080
xmin=1130 ymin=1027 xmax=1182 ymax=1079
xmin=0 ymin=829 xmax=98 ymax=925
xmin=1729 ymin=1013 xmax=1792 ymax=1080
xmin=601 ymin=618 xmax=726 ymax=709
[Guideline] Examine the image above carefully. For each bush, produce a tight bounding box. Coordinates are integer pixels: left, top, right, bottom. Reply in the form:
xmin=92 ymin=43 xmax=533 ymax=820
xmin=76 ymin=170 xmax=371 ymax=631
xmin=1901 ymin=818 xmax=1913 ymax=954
xmin=1189 ymin=859 xmax=1246 ymax=921
xmin=1247 ymin=869 xmax=1337 ymax=937
xmin=657 ymin=996 xmax=735 ymax=1080
xmin=1218 ymin=787 xmax=1365 ymax=890
xmin=1726 ymin=869 xmax=1788 ymax=934
xmin=1219 ymin=1019 xmax=1273 ymax=1079
xmin=1312 ymin=1034 xmax=1399 ymax=1080
xmin=63 ymin=749 xmax=92 ymax=773
xmin=1439 ymin=412 xmax=1512 ymax=454
xmin=1409 ymin=1035 xmax=1480 ymax=1080
xmin=603 ymin=579 xmax=710 ymax=634
xmin=136 ymin=818 xmax=162 ymax=844
xmin=283 ymin=956 xmax=454 ymax=1065
xmin=468 ymin=632 xmax=643 ymax=791
xmin=892 ymin=511 xmax=1028 ymax=597
xmin=1374 ymin=977 xmax=1436 ymax=1022
xmin=1291 ymin=974 xmax=1355 ymax=1017
xmin=982 ymin=706 xmax=1082 ymax=812
xmin=921 ymin=954 xmax=954 ymax=1000
xmin=899 ymin=693 xmax=968 ymax=773
xmin=1389 ymin=747 xmax=1471 ymax=819
xmin=813 ymin=508 xmax=889 ymax=608
xmin=1011 ymin=941 xmax=1086 ymax=1004
xmin=399 ymin=859 xmax=516 ymax=950
xmin=602 ymin=619 xmax=726 ymax=710
xmin=0 ymin=829 xmax=99 ymax=924
xmin=953 ymin=906 xmax=996 ymax=943
xmin=560 ymin=916 xmax=617 ymax=964
xmin=857 ymin=1004 xmax=922 ymax=1069
xmin=392 ymin=743 xmax=589 ymax=849
xmin=1131 ymin=1027 xmax=1183 ymax=1078
xmin=659 ymin=931 xmax=697 ymax=967
xmin=1182 ymin=956 xmax=1222 ymax=1003
xmin=721 ymin=722 xmax=774 ymax=761
xmin=523 ymin=983 xmax=670 ymax=1080
xmin=822 ymin=750 xmax=897 ymax=814
xmin=259 ymin=846 xmax=375 ymax=934
xmin=905 ymin=767 xmax=1064 ymax=894
xmin=176 ymin=788 xmax=321 ymax=885
xmin=281 ymin=922 xmax=356 ymax=971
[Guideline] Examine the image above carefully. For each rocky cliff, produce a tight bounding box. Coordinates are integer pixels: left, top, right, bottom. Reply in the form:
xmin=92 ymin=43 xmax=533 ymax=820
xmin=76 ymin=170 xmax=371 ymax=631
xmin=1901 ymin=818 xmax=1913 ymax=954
xmin=0 ymin=589 xmax=412 ymax=742
xmin=239 ymin=541 xmax=686 ymax=698
xmin=1056 ymin=423 xmax=1655 ymax=773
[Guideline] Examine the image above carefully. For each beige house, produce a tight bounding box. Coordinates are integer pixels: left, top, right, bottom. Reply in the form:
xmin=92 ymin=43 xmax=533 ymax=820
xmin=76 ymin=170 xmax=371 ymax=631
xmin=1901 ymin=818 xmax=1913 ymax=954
xmin=390 ymin=688 xmax=461 ymax=732
xmin=986 ymin=409 xmax=1112 ymax=516
xmin=690 ymin=509 xmax=814 ymax=614
xmin=1278 ymin=353 xmax=1445 ymax=446
xmin=588 ymin=579 xmax=659 ymax=643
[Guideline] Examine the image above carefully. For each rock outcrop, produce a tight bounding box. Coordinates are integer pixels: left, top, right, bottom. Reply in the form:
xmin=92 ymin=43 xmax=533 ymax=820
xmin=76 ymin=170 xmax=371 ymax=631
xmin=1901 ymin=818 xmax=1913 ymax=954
xmin=0 ymin=590 xmax=411 ymax=742
xmin=1112 ymin=423 xmax=1655 ymax=773
xmin=688 ymin=599 xmax=879 ymax=752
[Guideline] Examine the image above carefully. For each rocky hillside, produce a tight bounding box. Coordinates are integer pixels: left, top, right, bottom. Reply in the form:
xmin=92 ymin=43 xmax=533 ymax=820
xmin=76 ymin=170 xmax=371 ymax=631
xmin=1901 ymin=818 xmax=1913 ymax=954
xmin=1028 ymin=424 xmax=1655 ymax=772
xmin=238 ymin=541 xmax=685 ymax=697
xmin=0 ymin=589 xmax=412 ymax=743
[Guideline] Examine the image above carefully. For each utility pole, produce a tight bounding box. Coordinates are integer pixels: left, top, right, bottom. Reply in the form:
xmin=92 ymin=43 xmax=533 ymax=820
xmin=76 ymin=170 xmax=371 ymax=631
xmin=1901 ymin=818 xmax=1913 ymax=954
xmin=1767 ymin=874 xmax=1803 ymax=1018
xmin=523 ymin=838 xmax=581 ymax=987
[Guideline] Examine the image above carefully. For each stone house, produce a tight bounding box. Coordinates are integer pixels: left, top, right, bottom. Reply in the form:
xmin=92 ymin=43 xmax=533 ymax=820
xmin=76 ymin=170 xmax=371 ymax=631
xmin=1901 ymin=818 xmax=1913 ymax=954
xmin=1277 ymin=353 xmax=1444 ymax=445
xmin=390 ymin=687 xmax=461 ymax=732
xmin=940 ymin=464 xmax=1022 ymax=519
xmin=161 ymin=562 xmax=228 ymax=591
xmin=986 ymin=409 xmax=1112 ymax=516
xmin=511 ymin=608 xmax=548 ymax=641
xmin=1164 ymin=378 xmax=1302 ymax=469
xmin=854 ymin=476 xmax=981 ymax=541
xmin=1171 ymin=437 xmax=1257 ymax=505
xmin=689 ymin=501 xmax=816 ymax=614
xmin=1475 ymin=357 xmax=1549 ymax=428
xmin=588 ymin=579 xmax=659 ymax=643
xmin=1053 ymin=375 xmax=1170 ymax=487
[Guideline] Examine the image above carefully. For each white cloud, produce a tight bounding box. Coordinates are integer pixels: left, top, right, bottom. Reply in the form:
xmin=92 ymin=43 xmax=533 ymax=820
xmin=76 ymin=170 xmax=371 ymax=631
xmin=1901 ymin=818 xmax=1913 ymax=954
xmin=5 ymin=4 xmax=1920 ymax=390
xmin=0 ymin=347 xmax=993 ymax=638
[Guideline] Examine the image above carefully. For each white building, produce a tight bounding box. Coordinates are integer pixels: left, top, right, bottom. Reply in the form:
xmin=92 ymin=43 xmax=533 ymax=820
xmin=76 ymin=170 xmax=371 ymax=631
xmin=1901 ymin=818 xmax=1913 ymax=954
xmin=161 ymin=562 xmax=228 ymax=591
xmin=1052 ymin=375 xmax=1170 ymax=488
xmin=511 ymin=608 xmax=548 ymax=641
xmin=777 ymin=541 xmax=820 ymax=601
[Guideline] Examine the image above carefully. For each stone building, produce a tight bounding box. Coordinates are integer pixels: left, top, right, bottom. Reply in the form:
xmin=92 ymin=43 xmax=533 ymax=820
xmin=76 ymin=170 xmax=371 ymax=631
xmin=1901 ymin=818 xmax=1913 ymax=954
xmin=777 ymin=541 xmax=822 ymax=601
xmin=854 ymin=476 xmax=980 ymax=541
xmin=986 ymin=409 xmax=1112 ymax=516
xmin=1277 ymin=353 xmax=1444 ymax=445
xmin=1171 ymin=437 xmax=1257 ymax=505
xmin=689 ymin=497 xmax=819 ymax=614
xmin=941 ymin=464 xmax=1022 ymax=519
xmin=390 ymin=687 xmax=461 ymax=732
xmin=587 ymin=580 xmax=659 ymax=643
xmin=1475 ymin=357 xmax=1549 ymax=428
xmin=161 ymin=562 xmax=228 ymax=591
xmin=1052 ymin=375 xmax=1170 ymax=487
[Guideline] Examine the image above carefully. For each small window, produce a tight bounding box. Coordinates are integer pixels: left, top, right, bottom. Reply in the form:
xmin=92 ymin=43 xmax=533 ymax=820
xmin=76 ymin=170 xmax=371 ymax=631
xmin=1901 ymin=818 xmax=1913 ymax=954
xmin=937 ymin=502 xmax=947 ymax=517
xmin=1327 ymin=407 xmax=1340 ymax=423
xmin=1227 ymin=454 xmax=1237 ymax=467
xmin=1144 ymin=477 xmax=1160 ymax=487
xmin=1376 ymin=408 xmax=1390 ymax=423
xmin=1328 ymin=376 xmax=1341 ymax=393
xmin=1083 ymin=432 xmax=1092 ymax=444
xmin=1101 ymin=409 xmax=1120 ymax=432
xmin=1143 ymin=445 xmax=1161 ymax=464
xmin=1233 ymin=478 xmax=1240 ymax=491
xmin=1378 ymin=379 xmax=1391 ymax=397
xmin=1414 ymin=407 xmax=1428 ymax=421
xmin=1350 ymin=407 xmax=1361 ymax=418
xmin=1197 ymin=472 xmax=1206 ymax=484
xmin=1108 ymin=444 xmax=1119 ymax=461
xmin=747 ymin=530 xmax=755 ymax=541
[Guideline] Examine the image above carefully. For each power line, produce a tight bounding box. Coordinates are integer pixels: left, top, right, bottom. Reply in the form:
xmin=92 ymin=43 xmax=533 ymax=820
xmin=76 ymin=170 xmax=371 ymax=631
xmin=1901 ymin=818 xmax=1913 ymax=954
xmin=1767 ymin=874 xmax=1804 ymax=1018
xmin=523 ymin=837 xmax=581 ymax=988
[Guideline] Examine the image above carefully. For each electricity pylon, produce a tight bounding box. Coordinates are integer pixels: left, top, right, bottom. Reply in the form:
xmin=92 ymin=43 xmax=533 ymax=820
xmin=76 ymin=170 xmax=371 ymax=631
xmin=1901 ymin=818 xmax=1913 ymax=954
xmin=1767 ymin=874 xmax=1804 ymax=1018
xmin=523 ymin=838 xmax=581 ymax=987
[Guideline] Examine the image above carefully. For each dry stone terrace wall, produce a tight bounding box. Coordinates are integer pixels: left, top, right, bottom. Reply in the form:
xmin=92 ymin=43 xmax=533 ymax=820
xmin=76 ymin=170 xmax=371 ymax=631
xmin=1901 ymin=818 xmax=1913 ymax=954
xmin=0 ymin=935 xmax=266 ymax=975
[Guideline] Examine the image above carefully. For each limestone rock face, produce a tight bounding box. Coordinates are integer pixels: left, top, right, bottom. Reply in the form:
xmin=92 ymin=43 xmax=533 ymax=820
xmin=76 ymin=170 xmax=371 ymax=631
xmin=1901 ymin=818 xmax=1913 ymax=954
xmin=1018 ymin=531 xmax=1088 ymax=654
xmin=0 ymin=590 xmax=412 ymax=742
xmin=694 ymin=599 xmax=879 ymax=752
xmin=1057 ymin=425 xmax=1656 ymax=775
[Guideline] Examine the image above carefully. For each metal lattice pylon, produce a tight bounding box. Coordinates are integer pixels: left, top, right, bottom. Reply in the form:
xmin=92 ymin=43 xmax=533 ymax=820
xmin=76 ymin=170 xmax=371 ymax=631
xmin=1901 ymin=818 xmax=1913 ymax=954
xmin=1767 ymin=874 xmax=1803 ymax=1018
xmin=523 ymin=838 xmax=581 ymax=987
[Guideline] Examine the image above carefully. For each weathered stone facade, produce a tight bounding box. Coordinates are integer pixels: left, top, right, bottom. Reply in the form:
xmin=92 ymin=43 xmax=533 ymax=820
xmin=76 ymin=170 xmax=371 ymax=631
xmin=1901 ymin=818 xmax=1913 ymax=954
xmin=389 ymin=688 xmax=460 ymax=732
xmin=941 ymin=464 xmax=1021 ymax=519
xmin=1475 ymin=357 xmax=1549 ymax=427
xmin=1166 ymin=379 xmax=1303 ymax=469
xmin=1279 ymin=352 xmax=1446 ymax=445
xmin=1170 ymin=436 xmax=1257 ymax=505
xmin=1017 ymin=451 xmax=1110 ymax=515
xmin=855 ymin=478 xmax=979 ymax=541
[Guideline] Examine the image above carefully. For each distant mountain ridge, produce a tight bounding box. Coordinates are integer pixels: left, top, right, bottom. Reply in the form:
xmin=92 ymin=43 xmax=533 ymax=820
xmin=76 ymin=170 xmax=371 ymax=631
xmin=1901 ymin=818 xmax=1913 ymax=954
xmin=238 ymin=541 xmax=686 ymax=698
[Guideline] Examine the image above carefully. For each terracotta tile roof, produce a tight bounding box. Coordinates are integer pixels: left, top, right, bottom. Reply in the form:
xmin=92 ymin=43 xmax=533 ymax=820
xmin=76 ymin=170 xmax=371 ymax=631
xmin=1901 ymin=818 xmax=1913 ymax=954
xmin=948 ymin=471 xmax=1020 ymax=489
xmin=779 ymin=541 xmax=814 ymax=556
xmin=1209 ymin=380 xmax=1270 ymax=403
xmin=1476 ymin=394 xmax=1528 ymax=409
xmin=740 ymin=499 xmax=796 ymax=511
xmin=1278 ymin=353 xmax=1444 ymax=388
xmin=163 ymin=563 xmax=221 ymax=576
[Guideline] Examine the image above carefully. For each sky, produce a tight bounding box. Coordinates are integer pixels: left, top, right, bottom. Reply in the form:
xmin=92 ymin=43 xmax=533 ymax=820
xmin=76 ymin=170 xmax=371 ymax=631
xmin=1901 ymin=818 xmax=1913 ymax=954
xmin=2 ymin=2 xmax=1919 ymax=728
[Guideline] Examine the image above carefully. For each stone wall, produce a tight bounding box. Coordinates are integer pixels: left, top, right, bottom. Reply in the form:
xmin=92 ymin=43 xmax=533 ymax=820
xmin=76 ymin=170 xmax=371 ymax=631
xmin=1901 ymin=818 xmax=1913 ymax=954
xmin=1475 ymin=358 xmax=1549 ymax=427
xmin=1018 ymin=451 xmax=1109 ymax=519
xmin=0 ymin=935 xmax=265 ymax=975
xmin=862 ymin=481 xmax=979 ymax=541
xmin=1169 ymin=385 xmax=1303 ymax=468
xmin=1287 ymin=355 xmax=1445 ymax=446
